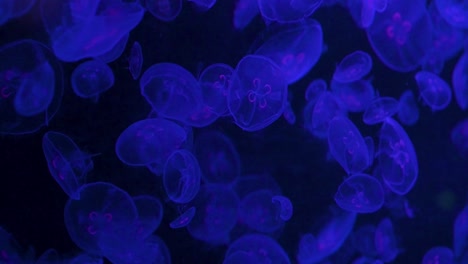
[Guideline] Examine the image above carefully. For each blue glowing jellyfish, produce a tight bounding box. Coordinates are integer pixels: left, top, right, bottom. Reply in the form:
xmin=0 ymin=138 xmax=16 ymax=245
xmin=375 ymin=118 xmax=418 ymax=195
xmin=42 ymin=131 xmax=94 ymax=200
xmin=228 ymin=55 xmax=287 ymax=131
xmin=334 ymin=173 xmax=384 ymax=213
xmin=366 ymin=0 xmax=432 ymax=72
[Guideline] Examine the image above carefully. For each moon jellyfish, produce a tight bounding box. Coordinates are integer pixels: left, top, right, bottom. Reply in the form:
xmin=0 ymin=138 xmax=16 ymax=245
xmin=452 ymin=52 xmax=468 ymax=110
xmin=64 ymin=182 xmax=138 ymax=255
xmin=414 ymin=71 xmax=452 ymax=111
xmin=332 ymin=50 xmax=372 ymax=83
xmin=169 ymin=206 xmax=196 ymax=229
xmin=435 ymin=0 xmax=468 ymax=28
xmin=253 ymin=19 xmax=323 ymax=84
xmin=363 ymin=97 xmax=399 ymax=125
xmin=297 ymin=209 xmax=356 ymax=264
xmin=163 ymin=150 xmax=201 ymax=204
xmin=304 ymin=91 xmax=347 ymax=139
xmin=42 ymin=131 xmax=94 ymax=200
xmin=0 ymin=39 xmax=63 ymax=135
xmin=228 ymin=55 xmax=287 ymax=131
xmin=140 ymin=63 xmax=203 ymax=123
xmin=239 ymin=189 xmax=285 ymax=233
xmin=328 ymin=116 xmax=370 ymax=174
xmin=194 ymin=130 xmax=241 ymax=184
xmin=397 ymin=90 xmax=419 ymax=126
xmin=129 ymin=41 xmax=143 ymax=80
xmin=331 ymin=79 xmax=375 ymax=113
xmin=71 ymin=59 xmax=115 ymax=100
xmin=272 ymin=195 xmax=293 ymax=221
xmin=366 ymin=0 xmax=432 ymax=72
xmin=374 ymin=218 xmax=399 ymax=262
xmin=334 ymin=174 xmax=384 ymax=213
xmin=305 ymin=78 xmax=327 ymax=103
xmin=115 ymin=118 xmax=188 ymax=169
xmin=187 ymin=184 xmax=239 ymax=244
xmin=375 ymin=118 xmax=418 ymax=195
xmin=198 ymin=63 xmax=233 ymax=116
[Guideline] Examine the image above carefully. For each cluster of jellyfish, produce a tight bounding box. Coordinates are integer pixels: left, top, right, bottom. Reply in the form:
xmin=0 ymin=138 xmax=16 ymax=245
xmin=1 ymin=0 xmax=468 ymax=263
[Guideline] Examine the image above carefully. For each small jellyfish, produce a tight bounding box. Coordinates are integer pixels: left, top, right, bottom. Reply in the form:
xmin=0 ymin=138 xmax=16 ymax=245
xmin=128 ymin=41 xmax=143 ymax=80
xmin=283 ymin=99 xmax=296 ymax=125
xmin=435 ymin=0 xmax=468 ymax=28
xmin=187 ymin=184 xmax=239 ymax=244
xmin=304 ymin=91 xmax=347 ymax=139
xmin=364 ymin=136 xmax=375 ymax=167
xmin=71 ymin=59 xmax=115 ymax=100
xmin=414 ymin=70 xmax=452 ymax=111
xmin=0 ymin=39 xmax=63 ymax=135
xmin=333 ymin=50 xmax=372 ymax=83
xmin=328 ymin=116 xmax=370 ymax=174
xmin=305 ymin=78 xmax=327 ymax=103
xmin=163 ymin=150 xmax=201 ymax=204
xmin=272 ymin=195 xmax=293 ymax=221
xmin=194 ymin=130 xmax=241 ymax=184
xmin=115 ymin=118 xmax=188 ymax=168
xmin=334 ymin=173 xmax=384 ymax=213
xmin=397 ymin=90 xmax=419 ymax=126
xmin=42 ymin=131 xmax=94 ymax=199
xmin=331 ymin=79 xmax=375 ymax=112
xmin=170 ymin=206 xmax=196 ymax=229
xmin=363 ymin=97 xmax=399 ymax=125
xmin=452 ymin=52 xmax=468 ymax=110
xmin=239 ymin=189 xmax=284 ymax=233
xmin=64 ymin=182 xmax=138 ymax=255
xmin=140 ymin=62 xmax=203 ymax=123
xmin=366 ymin=0 xmax=432 ymax=72
xmin=374 ymin=218 xmax=399 ymax=262
xmin=375 ymin=118 xmax=418 ymax=195
xmin=198 ymin=63 xmax=234 ymax=116
xmin=297 ymin=209 xmax=356 ymax=264
xmin=228 ymin=55 xmax=287 ymax=131
xmin=253 ymin=19 xmax=323 ymax=84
